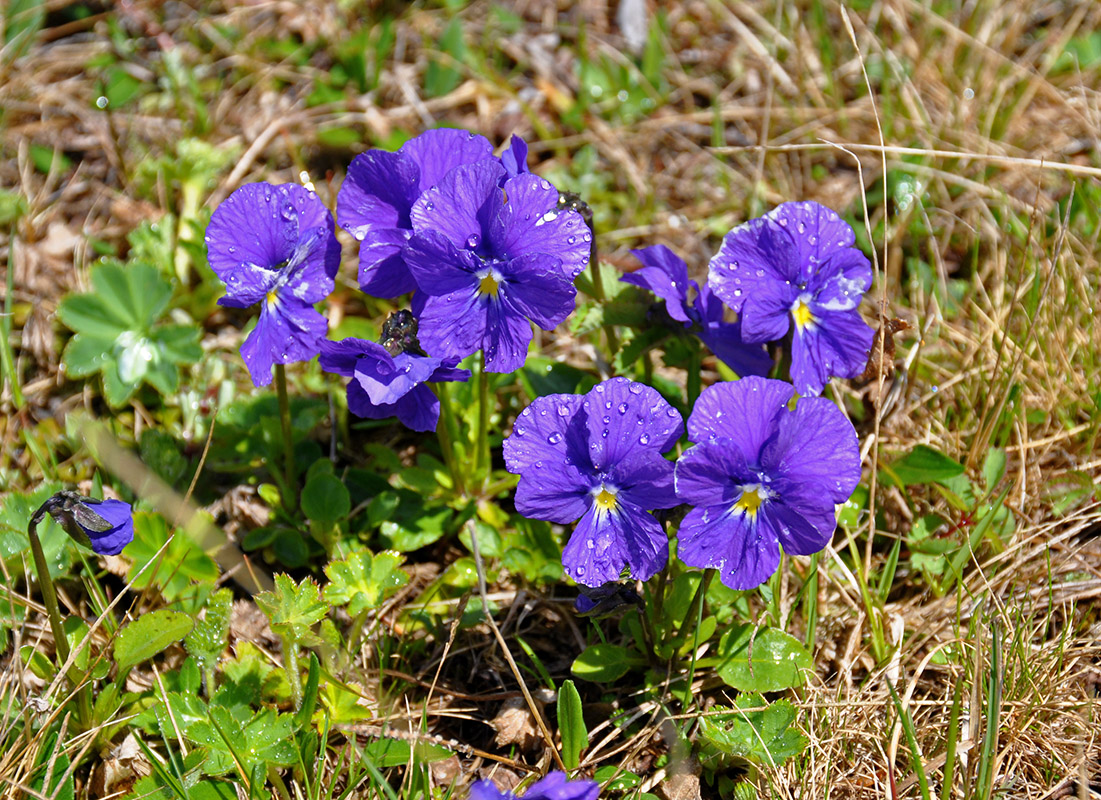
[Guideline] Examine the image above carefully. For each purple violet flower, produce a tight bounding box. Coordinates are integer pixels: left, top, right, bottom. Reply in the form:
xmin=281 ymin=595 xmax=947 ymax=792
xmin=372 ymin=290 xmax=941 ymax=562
xmin=503 ymin=378 xmax=684 ymax=587
xmin=499 ymin=134 xmax=530 ymax=179
xmin=319 ymin=337 xmax=469 ymax=432
xmin=403 ymin=160 xmax=591 ymax=372
xmin=337 ymin=129 xmax=496 ymax=298
xmin=623 ymin=245 xmax=772 ymax=378
xmin=32 ymin=491 xmax=134 ymax=556
xmin=205 ymin=183 xmax=340 ymax=387
xmin=469 ymin=771 xmax=599 ymax=800
xmin=707 ymin=201 xmax=875 ymax=396
xmin=674 ymin=376 xmax=861 ymax=590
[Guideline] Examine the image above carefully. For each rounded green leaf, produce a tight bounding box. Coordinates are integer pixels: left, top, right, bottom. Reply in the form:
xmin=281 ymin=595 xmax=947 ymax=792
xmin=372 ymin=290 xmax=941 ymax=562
xmin=114 ymin=609 xmax=195 ymax=673
xmin=301 ymin=473 xmax=350 ymax=527
xmin=571 ymin=643 xmax=643 ymax=683
xmin=715 ymin=625 xmax=813 ymax=692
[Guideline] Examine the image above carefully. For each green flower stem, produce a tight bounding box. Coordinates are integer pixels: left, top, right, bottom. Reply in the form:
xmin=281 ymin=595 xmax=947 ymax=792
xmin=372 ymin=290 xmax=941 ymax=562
xmin=282 ymin=636 xmax=303 ymax=711
xmin=27 ymin=520 xmax=70 ymax=667
xmin=473 ymin=352 xmax=489 ymax=489
xmin=274 ymin=364 xmax=298 ymax=513
xmin=586 ymin=244 xmax=619 ymax=356
xmin=686 ymin=341 xmax=702 ymax=410
xmin=433 ymin=384 xmax=465 ymax=497
xmin=680 ymin=569 xmax=714 ymax=710
xmin=27 ymin=518 xmax=93 ymax=728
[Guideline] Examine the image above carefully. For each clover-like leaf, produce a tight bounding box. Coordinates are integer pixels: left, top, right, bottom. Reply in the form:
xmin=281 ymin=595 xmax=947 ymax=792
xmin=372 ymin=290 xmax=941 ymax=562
xmin=322 ymin=550 xmax=409 ymax=616
xmin=255 ymin=574 xmax=329 ymax=647
xmin=185 ymin=705 xmax=297 ymax=778
xmin=697 ymin=694 xmax=808 ymax=768
xmin=57 ymin=260 xmax=201 ymax=407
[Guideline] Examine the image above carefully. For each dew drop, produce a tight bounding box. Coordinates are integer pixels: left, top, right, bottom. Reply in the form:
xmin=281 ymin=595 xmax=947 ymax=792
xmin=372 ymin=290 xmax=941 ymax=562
xmin=639 ymin=433 xmax=651 ymax=445
xmin=617 ymin=402 xmax=628 ymax=414
xmin=547 ymin=431 xmax=563 ymax=445
xmin=628 ymin=383 xmax=643 ymax=395
xmin=557 ymin=405 xmax=571 ymax=416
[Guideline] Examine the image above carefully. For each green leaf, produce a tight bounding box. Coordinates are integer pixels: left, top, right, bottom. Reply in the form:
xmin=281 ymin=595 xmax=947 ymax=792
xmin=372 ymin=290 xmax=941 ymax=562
xmin=360 ymin=737 xmax=454 ymax=767
xmin=125 ymin=512 xmax=219 ymax=602
xmin=322 ymin=549 xmax=408 ymax=616
xmin=58 ymin=261 xmax=200 ymax=407
xmin=102 ymin=64 xmax=146 ymax=108
xmin=714 ymin=626 xmax=813 ymax=692
xmin=295 ymin=653 xmax=321 ymax=731
xmin=571 ymin=643 xmax=643 ymax=683
xmin=982 ymin=447 xmax=1007 ymax=491
xmin=593 ymin=766 xmax=641 ymax=791
xmin=557 ymin=679 xmax=588 ymax=770
xmin=883 ymin=445 xmax=965 ymax=486
xmin=377 ymin=503 xmax=453 ymax=552
xmin=0 ymin=188 xmax=28 ymax=226
xmin=115 ymin=609 xmax=195 ymax=673
xmin=186 ymin=706 xmax=297 ymax=777
xmin=140 ymin=429 xmax=189 ymax=487
xmin=185 ymin=589 xmax=232 ymax=672
xmin=697 ymin=694 xmax=808 ymax=768
xmin=255 ymin=574 xmax=329 ymax=647
xmin=0 ymin=481 xmax=74 ymax=578
xmin=424 ymin=19 xmax=466 ymax=97
xmin=301 ymin=473 xmax=351 ymax=527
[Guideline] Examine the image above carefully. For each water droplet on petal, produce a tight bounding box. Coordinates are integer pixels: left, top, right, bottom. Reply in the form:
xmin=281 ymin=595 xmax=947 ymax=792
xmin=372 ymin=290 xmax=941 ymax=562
xmin=547 ymin=431 xmax=563 ymax=445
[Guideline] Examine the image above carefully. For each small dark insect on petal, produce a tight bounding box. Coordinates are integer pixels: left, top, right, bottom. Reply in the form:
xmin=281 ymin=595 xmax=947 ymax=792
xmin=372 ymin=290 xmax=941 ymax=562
xmin=556 ymin=191 xmax=593 ymax=227
xmin=31 ymin=490 xmax=113 ymax=533
xmin=379 ymin=309 xmax=428 ymax=357
xmin=65 ymin=494 xmax=116 ymax=533
xmin=575 ymin=581 xmax=643 ymax=618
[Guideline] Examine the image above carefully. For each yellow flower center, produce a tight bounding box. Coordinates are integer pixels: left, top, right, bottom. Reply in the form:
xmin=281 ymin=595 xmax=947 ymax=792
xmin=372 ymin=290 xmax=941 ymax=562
xmin=734 ymin=487 xmax=763 ymax=518
xmin=594 ymin=487 xmax=618 ymax=512
xmin=266 ymin=289 xmax=279 ymax=309
xmin=478 ymin=273 xmax=500 ymax=296
xmin=792 ymin=299 xmax=815 ymax=331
